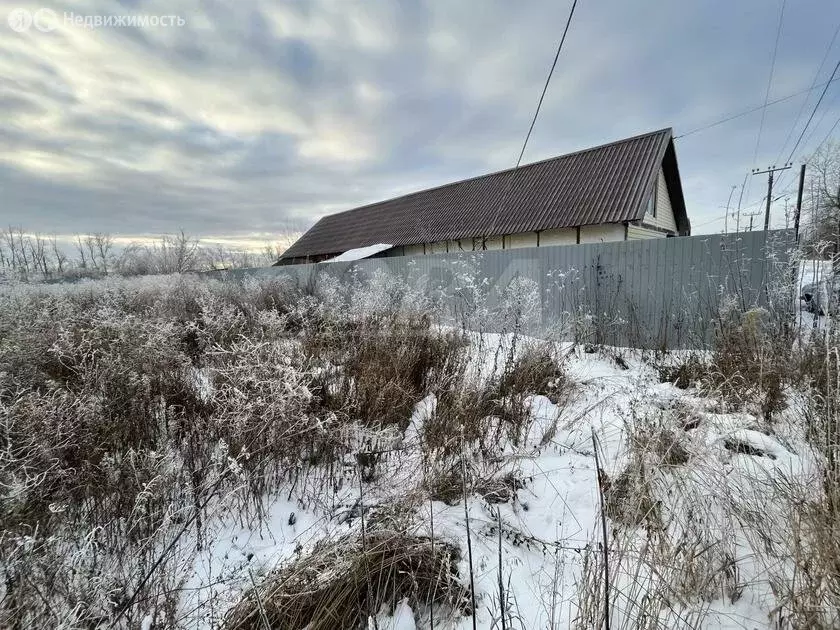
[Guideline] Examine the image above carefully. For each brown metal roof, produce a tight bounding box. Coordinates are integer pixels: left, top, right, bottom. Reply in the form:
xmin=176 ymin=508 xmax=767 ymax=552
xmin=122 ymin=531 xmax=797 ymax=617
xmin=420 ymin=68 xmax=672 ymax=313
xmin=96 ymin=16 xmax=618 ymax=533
xmin=279 ymin=128 xmax=689 ymax=260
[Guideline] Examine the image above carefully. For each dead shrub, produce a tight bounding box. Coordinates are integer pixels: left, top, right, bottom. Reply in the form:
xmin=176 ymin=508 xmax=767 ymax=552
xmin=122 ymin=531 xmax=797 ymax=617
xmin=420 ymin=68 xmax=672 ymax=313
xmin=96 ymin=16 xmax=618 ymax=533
xmin=711 ymin=307 xmax=789 ymax=421
xmin=306 ymin=312 xmax=468 ymax=430
xmin=426 ymin=464 xmax=525 ymax=506
xmin=224 ymin=532 xmax=469 ymax=630
xmin=427 ymin=342 xmax=569 ymax=459
xmin=655 ymin=308 xmax=791 ymax=422
xmin=629 ymin=422 xmax=691 ymax=467
xmin=601 ymin=461 xmax=660 ymax=528
xmin=767 ymin=340 xmax=840 ymax=626
xmin=656 ymin=353 xmax=707 ymax=390
xmin=496 ymin=343 xmax=568 ymax=404
xmin=603 ymin=408 xmax=692 ymax=528
xmin=0 ymin=277 xmax=331 ymax=626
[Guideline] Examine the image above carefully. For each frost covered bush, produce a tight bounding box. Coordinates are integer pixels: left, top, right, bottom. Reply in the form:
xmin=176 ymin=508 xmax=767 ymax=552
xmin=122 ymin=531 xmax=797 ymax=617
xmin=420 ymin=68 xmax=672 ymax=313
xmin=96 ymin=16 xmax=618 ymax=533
xmin=0 ymin=271 xmax=501 ymax=626
xmin=711 ymin=304 xmax=789 ymax=420
xmin=426 ymin=340 xmax=570 ymax=464
xmin=654 ymin=303 xmax=793 ymax=422
xmin=224 ymin=531 xmax=469 ymax=630
xmin=0 ymin=276 xmax=334 ymax=626
xmin=305 ymin=311 xmax=468 ymax=432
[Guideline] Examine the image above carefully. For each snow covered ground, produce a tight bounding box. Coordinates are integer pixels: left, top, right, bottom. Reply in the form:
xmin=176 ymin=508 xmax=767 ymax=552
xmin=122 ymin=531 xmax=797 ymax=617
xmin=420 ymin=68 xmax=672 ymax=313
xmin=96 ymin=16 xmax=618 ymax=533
xmin=173 ymin=335 xmax=817 ymax=629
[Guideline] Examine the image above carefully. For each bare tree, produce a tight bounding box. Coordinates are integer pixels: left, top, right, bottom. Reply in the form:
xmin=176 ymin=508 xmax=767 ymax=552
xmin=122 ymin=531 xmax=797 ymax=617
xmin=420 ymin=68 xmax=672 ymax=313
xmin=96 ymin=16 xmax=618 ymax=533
xmin=200 ymin=243 xmax=230 ymax=270
xmin=802 ymin=141 xmax=840 ymax=268
xmin=50 ymin=236 xmax=68 ymax=275
xmin=75 ymin=234 xmax=89 ymax=271
xmin=27 ymin=233 xmax=50 ymax=276
xmin=15 ymin=228 xmax=31 ymax=273
xmin=2 ymin=226 xmax=37 ymax=275
xmin=2 ymin=227 xmax=18 ymax=271
xmin=166 ymin=229 xmax=200 ymax=273
xmin=94 ymin=233 xmax=113 ymax=274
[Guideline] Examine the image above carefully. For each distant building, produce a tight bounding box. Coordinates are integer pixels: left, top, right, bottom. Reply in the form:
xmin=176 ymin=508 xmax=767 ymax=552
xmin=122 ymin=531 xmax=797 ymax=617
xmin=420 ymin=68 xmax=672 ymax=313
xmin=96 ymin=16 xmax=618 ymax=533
xmin=277 ymin=128 xmax=690 ymax=265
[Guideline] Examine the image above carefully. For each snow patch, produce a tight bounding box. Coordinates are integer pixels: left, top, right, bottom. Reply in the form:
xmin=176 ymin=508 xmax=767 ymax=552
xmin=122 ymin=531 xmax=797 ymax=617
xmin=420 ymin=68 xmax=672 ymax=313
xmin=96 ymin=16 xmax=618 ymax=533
xmin=321 ymin=243 xmax=393 ymax=262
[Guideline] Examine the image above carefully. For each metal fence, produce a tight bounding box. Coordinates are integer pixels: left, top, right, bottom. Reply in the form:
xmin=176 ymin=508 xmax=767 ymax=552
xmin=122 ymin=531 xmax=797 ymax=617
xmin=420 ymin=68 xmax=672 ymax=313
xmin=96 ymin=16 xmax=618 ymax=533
xmin=211 ymin=230 xmax=796 ymax=349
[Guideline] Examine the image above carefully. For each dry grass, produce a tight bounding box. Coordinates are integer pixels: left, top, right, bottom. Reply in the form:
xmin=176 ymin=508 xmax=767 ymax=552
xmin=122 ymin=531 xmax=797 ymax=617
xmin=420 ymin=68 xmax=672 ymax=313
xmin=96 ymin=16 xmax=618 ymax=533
xmin=223 ymin=531 xmax=469 ymax=630
xmin=655 ymin=308 xmax=791 ymax=423
xmin=426 ymin=342 xmax=570 ymax=461
xmin=5 ymin=260 xmax=840 ymax=629
xmin=0 ymin=276 xmax=479 ymax=627
xmin=306 ymin=312 xmax=469 ymax=431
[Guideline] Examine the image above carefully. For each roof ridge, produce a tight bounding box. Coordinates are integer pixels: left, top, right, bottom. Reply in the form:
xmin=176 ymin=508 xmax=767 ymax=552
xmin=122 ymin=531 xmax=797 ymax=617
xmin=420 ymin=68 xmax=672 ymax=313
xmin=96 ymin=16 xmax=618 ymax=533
xmin=320 ymin=128 xmax=673 ymax=221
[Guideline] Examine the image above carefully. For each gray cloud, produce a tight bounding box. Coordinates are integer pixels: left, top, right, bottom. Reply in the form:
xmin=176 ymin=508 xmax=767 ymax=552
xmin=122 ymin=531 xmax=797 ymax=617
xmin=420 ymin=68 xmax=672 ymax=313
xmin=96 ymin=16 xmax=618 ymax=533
xmin=1 ymin=0 xmax=839 ymax=245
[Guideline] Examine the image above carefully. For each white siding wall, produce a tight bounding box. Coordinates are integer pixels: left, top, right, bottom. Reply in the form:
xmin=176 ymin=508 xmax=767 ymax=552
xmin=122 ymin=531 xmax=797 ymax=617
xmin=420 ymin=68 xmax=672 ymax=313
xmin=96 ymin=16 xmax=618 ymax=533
xmin=579 ymin=224 xmax=625 ymax=244
xmin=484 ymin=236 xmax=504 ymax=250
xmin=627 ymin=224 xmax=666 ymax=240
xmin=399 ymin=222 xmax=651 ymax=256
xmin=644 ymin=168 xmax=677 ymax=233
xmin=539 ymin=228 xmax=577 ymax=246
xmin=506 ymin=232 xmax=538 ymax=249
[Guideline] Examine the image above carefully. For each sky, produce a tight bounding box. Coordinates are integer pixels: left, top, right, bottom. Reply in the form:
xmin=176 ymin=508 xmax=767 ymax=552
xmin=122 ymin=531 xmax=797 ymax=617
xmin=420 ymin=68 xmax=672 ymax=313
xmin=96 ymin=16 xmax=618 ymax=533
xmin=2 ymin=0 xmax=840 ymax=249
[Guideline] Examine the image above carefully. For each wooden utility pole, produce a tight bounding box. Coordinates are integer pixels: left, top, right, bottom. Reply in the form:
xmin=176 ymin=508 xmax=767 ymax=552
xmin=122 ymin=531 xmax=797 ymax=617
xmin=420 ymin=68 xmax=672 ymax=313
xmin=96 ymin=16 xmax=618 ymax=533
xmin=752 ymin=164 xmax=792 ymax=231
xmin=794 ymin=163 xmax=806 ymax=242
xmin=744 ymin=210 xmax=762 ymax=232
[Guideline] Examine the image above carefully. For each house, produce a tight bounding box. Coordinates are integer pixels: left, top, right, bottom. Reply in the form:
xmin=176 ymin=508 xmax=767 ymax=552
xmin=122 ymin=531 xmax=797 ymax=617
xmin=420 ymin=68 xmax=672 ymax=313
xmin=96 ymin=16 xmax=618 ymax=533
xmin=277 ymin=128 xmax=690 ymax=265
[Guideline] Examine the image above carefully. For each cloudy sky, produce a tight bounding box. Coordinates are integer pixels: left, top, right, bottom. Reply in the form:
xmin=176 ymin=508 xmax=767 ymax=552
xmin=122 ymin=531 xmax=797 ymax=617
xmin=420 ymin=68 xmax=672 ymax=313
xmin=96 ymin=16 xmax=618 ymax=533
xmin=2 ymin=0 xmax=840 ymax=248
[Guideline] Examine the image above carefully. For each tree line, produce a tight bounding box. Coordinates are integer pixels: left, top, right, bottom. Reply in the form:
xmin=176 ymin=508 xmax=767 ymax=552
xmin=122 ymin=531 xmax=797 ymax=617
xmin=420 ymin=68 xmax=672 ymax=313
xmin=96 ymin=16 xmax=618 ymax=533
xmin=0 ymin=228 xmax=290 ymax=281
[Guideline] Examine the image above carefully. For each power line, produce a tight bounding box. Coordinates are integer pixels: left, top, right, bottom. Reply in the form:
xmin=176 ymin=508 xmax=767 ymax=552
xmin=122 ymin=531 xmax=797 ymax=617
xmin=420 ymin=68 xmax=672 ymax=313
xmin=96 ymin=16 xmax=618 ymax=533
xmin=775 ymin=111 xmax=840 ymax=213
xmin=514 ymin=0 xmax=579 ymax=170
xmin=744 ymin=0 xmax=787 ymax=213
xmin=486 ymin=0 xmax=579 ymax=240
xmin=812 ymin=111 xmax=840 ymax=155
xmin=800 ymin=89 xmax=840 ymax=152
xmin=674 ymin=77 xmax=840 ymax=140
xmin=783 ymin=59 xmax=840 ymax=165
xmin=773 ymin=59 xmax=840 ymax=195
xmin=773 ymin=18 xmax=840 ymax=166
xmin=752 ymin=0 xmax=787 ymax=165
xmin=692 ymin=214 xmax=728 ymax=229
xmin=774 ymin=92 xmax=840 ymax=195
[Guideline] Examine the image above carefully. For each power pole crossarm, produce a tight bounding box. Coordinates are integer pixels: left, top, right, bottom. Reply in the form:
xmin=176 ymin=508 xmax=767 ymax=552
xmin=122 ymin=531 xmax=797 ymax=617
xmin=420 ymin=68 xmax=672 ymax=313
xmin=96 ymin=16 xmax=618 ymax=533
xmin=743 ymin=210 xmax=762 ymax=232
xmin=752 ymin=164 xmax=792 ymax=231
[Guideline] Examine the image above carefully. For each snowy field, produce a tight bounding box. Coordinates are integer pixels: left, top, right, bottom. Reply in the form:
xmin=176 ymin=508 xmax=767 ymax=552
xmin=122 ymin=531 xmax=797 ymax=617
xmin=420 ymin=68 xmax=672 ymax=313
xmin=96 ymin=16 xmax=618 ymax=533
xmin=0 ymin=274 xmax=836 ymax=629
xmin=180 ymin=339 xmax=818 ymax=629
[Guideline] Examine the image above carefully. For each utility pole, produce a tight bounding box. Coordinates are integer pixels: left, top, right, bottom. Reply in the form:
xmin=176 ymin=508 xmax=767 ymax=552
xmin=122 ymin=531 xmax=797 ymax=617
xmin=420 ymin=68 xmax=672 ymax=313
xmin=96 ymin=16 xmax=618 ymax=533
xmin=752 ymin=164 xmax=792 ymax=231
xmin=794 ymin=163 xmax=806 ymax=242
xmin=744 ymin=210 xmax=762 ymax=232
xmin=724 ymin=185 xmax=737 ymax=234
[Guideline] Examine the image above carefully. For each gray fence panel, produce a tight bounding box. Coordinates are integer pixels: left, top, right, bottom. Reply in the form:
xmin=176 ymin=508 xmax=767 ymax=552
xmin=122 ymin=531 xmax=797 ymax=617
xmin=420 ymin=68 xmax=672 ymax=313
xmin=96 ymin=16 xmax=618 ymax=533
xmin=206 ymin=230 xmax=795 ymax=349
